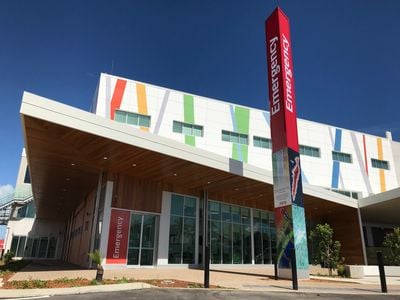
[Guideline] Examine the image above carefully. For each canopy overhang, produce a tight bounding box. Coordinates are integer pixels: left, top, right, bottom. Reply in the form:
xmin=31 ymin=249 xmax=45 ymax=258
xmin=359 ymin=188 xmax=400 ymax=225
xmin=20 ymin=92 xmax=358 ymax=222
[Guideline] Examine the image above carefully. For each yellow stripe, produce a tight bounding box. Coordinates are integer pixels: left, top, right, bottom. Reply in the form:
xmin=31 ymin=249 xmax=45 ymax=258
xmin=136 ymin=83 xmax=149 ymax=131
xmin=377 ymin=138 xmax=386 ymax=192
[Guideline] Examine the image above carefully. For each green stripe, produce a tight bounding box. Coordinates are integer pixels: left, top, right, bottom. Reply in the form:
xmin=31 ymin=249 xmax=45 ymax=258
xmin=232 ymin=106 xmax=250 ymax=162
xmin=234 ymin=106 xmax=250 ymax=134
xmin=184 ymin=94 xmax=195 ymax=146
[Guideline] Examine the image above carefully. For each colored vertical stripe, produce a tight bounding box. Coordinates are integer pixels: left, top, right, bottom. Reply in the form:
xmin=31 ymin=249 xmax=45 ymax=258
xmin=331 ymin=128 xmax=342 ymax=189
xmin=377 ymin=138 xmax=386 ymax=192
xmin=110 ymin=79 xmax=127 ymax=120
xmin=136 ymin=83 xmax=149 ymax=132
xmin=184 ymin=94 xmax=195 ymax=146
xmin=231 ymin=105 xmax=250 ymax=163
xmin=154 ymin=90 xmax=170 ymax=134
xmin=363 ymin=135 xmax=368 ymax=176
xmin=351 ymin=133 xmax=372 ymax=194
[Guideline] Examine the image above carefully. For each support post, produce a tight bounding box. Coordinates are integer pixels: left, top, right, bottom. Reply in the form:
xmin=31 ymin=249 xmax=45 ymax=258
xmin=274 ymin=255 xmax=278 ymax=280
xmin=290 ymin=248 xmax=298 ymax=290
xmin=377 ymin=251 xmax=387 ymax=293
xmin=203 ymin=189 xmax=209 ymax=288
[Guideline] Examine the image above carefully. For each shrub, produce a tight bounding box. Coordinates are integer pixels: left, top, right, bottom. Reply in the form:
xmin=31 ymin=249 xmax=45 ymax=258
xmin=383 ymin=227 xmax=400 ymax=266
xmin=4 ymin=251 xmax=15 ymax=264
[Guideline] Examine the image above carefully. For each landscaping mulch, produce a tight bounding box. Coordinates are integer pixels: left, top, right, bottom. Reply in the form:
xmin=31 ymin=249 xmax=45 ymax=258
xmin=2 ymin=277 xmax=221 ymax=289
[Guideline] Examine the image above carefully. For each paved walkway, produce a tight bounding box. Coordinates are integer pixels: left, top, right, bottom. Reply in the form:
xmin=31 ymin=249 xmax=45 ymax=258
xmin=2 ymin=262 xmax=399 ymax=297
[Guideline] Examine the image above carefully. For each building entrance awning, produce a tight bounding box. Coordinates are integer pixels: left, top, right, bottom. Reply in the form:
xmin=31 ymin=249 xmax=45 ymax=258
xmin=20 ymin=92 xmax=358 ymax=222
xmin=359 ymin=188 xmax=400 ymax=225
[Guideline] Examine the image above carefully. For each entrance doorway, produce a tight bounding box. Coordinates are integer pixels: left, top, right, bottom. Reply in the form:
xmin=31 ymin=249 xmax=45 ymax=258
xmin=127 ymin=213 xmax=157 ymax=266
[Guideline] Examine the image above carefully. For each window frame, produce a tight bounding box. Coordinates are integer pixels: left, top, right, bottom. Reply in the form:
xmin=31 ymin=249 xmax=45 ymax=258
xmin=253 ymin=136 xmax=272 ymax=149
xmin=114 ymin=109 xmax=151 ymax=128
xmin=332 ymin=150 xmax=352 ymax=163
xmin=299 ymin=145 xmax=320 ymax=158
xmin=172 ymin=120 xmax=204 ymax=137
xmin=371 ymin=158 xmax=389 ymax=170
xmin=221 ymin=130 xmax=249 ymax=145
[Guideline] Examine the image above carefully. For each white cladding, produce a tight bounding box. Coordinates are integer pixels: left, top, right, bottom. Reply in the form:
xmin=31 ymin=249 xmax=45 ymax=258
xmin=94 ymin=73 xmax=399 ymax=199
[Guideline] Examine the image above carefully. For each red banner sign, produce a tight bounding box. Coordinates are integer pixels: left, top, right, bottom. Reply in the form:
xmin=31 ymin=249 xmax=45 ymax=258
xmin=265 ymin=7 xmax=299 ymax=153
xmin=0 ymin=240 xmax=4 ymax=250
xmin=106 ymin=209 xmax=130 ymax=264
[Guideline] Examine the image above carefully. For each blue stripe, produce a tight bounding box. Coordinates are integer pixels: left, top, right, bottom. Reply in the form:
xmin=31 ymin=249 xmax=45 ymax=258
xmin=331 ymin=129 xmax=342 ymax=189
xmin=262 ymin=111 xmax=270 ymax=126
xmin=301 ymin=169 xmax=309 ymax=184
xmin=334 ymin=129 xmax=342 ymax=151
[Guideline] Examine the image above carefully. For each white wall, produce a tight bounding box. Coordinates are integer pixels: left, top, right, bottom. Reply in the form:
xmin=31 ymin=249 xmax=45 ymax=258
xmin=95 ymin=73 xmax=400 ymax=199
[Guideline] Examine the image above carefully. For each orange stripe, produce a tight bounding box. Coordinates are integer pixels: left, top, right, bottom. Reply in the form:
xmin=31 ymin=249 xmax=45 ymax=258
xmin=377 ymin=138 xmax=386 ymax=192
xmin=136 ymin=83 xmax=149 ymax=131
xmin=110 ymin=79 xmax=127 ymax=120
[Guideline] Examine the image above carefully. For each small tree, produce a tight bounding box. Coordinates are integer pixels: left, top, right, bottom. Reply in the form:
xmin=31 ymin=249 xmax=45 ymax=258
xmin=88 ymin=250 xmax=104 ymax=282
xmin=383 ymin=227 xmax=400 ymax=266
xmin=309 ymin=223 xmax=341 ymax=276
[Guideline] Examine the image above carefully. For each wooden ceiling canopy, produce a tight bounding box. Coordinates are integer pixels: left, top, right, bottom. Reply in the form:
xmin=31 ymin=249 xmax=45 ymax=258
xmin=23 ymin=115 xmax=352 ymax=222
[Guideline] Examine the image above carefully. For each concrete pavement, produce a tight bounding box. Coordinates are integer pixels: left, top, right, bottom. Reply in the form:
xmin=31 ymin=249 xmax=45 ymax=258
xmin=2 ymin=263 xmax=400 ymax=298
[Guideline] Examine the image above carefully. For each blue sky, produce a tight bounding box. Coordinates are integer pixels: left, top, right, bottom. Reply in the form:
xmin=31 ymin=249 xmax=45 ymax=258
xmin=0 ymin=0 xmax=399 ymax=191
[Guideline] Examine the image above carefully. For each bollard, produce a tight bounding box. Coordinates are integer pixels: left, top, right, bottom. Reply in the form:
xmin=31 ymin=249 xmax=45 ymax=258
xmin=376 ymin=251 xmax=387 ymax=293
xmin=290 ymin=248 xmax=298 ymax=290
xmin=274 ymin=256 xmax=278 ymax=280
xmin=204 ymin=245 xmax=210 ymax=288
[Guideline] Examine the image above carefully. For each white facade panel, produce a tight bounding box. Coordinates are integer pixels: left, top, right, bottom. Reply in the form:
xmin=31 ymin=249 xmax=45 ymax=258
xmin=90 ymin=73 xmax=400 ymax=201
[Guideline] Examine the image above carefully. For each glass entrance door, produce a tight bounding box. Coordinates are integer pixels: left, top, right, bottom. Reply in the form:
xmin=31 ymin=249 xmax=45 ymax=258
xmin=127 ymin=213 xmax=157 ymax=266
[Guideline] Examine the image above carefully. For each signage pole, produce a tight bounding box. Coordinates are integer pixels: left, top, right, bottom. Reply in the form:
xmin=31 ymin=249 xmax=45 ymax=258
xmin=265 ymin=7 xmax=309 ymax=279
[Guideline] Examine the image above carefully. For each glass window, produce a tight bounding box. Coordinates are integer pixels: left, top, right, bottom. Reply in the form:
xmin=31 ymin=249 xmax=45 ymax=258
xmin=300 ymin=145 xmax=320 ymax=158
xmin=221 ymin=130 xmax=248 ymax=145
xmin=206 ymin=201 xmax=276 ymax=265
xmin=221 ymin=204 xmax=231 ymax=223
xmin=127 ymin=113 xmax=139 ymax=125
xmin=182 ymin=125 xmax=192 ymax=136
xmin=139 ymin=115 xmax=151 ymax=128
xmin=371 ymin=158 xmax=389 ymax=170
xmin=31 ymin=238 xmax=40 ymax=257
xmin=209 ymin=201 xmax=221 ymax=221
xmin=168 ymin=216 xmax=183 ymax=264
xmin=253 ymin=136 xmax=272 ymax=149
xmin=17 ymin=237 xmax=26 ymax=257
xmin=171 ymin=194 xmax=184 ymax=216
xmin=222 ymin=131 xmax=230 ymax=142
xmin=173 ymin=121 xmax=182 ymax=133
xmin=184 ymin=197 xmax=196 ymax=217
xmin=332 ymin=150 xmax=352 ymax=163
xmin=115 ymin=110 xmax=126 ymax=123
xmin=10 ymin=236 xmax=19 ymax=254
xmin=24 ymin=166 xmax=31 ymax=183
xmin=24 ymin=238 xmax=33 ymax=257
xmin=172 ymin=121 xmax=203 ymax=137
xmin=231 ymin=206 xmax=241 ymax=224
xmin=168 ymin=194 xmax=197 ymax=264
xmin=182 ymin=217 xmax=196 ymax=263
xmin=38 ymin=237 xmax=48 ymax=258
xmin=193 ymin=125 xmax=203 ymax=137
xmin=47 ymin=237 xmax=57 ymax=258
xmin=115 ymin=110 xmax=151 ymax=128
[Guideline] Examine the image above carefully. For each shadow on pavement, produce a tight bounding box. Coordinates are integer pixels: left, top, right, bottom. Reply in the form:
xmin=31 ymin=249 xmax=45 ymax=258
xmin=20 ymin=260 xmax=86 ymax=272
xmin=210 ymin=269 xmax=277 ymax=279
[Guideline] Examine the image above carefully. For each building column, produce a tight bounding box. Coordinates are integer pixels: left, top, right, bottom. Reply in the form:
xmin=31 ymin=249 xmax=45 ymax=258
xmin=357 ymin=208 xmax=368 ymax=265
xmin=98 ymin=181 xmax=114 ymax=265
xmin=88 ymin=172 xmax=103 ymax=267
